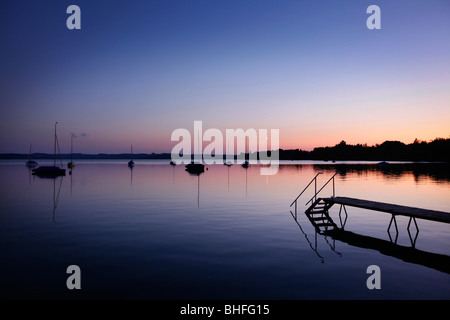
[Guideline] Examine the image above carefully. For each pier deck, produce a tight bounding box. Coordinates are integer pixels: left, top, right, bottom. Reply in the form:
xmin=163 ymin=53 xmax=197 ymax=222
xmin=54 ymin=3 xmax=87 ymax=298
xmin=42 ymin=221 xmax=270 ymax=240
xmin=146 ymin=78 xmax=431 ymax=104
xmin=321 ymin=196 xmax=450 ymax=224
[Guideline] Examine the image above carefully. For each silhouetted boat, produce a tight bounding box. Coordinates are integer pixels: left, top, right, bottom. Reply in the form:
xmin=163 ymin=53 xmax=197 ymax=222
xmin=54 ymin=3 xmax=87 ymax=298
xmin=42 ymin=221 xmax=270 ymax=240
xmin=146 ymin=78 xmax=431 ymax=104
xmin=26 ymin=160 xmax=38 ymax=167
xmin=25 ymin=143 xmax=38 ymax=167
xmin=224 ymin=161 xmax=233 ymax=166
xmin=242 ymin=161 xmax=249 ymax=168
xmin=32 ymin=165 xmax=66 ymax=175
xmin=378 ymin=161 xmax=389 ymax=166
xmin=128 ymin=144 xmax=135 ymax=168
xmin=186 ymin=134 xmax=205 ymax=173
xmin=170 ymin=160 xmax=177 ymax=166
xmin=32 ymin=122 xmax=66 ymax=176
xmin=186 ymin=162 xmax=204 ymax=173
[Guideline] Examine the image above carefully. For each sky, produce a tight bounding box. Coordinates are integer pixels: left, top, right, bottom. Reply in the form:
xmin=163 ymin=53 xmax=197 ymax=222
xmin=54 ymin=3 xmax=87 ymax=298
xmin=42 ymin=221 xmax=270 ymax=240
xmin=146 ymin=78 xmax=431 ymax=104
xmin=1 ymin=0 xmax=449 ymax=154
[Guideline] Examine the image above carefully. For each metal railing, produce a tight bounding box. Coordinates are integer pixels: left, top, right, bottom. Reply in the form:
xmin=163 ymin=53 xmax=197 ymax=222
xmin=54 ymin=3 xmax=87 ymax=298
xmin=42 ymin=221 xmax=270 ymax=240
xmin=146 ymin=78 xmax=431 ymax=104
xmin=290 ymin=172 xmax=323 ymax=215
xmin=305 ymin=172 xmax=339 ymax=206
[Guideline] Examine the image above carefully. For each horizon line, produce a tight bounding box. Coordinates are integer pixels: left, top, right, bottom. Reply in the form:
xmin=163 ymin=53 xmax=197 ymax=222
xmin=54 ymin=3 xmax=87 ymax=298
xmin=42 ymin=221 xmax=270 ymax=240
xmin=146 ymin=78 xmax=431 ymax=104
xmin=3 ymin=136 xmax=449 ymax=156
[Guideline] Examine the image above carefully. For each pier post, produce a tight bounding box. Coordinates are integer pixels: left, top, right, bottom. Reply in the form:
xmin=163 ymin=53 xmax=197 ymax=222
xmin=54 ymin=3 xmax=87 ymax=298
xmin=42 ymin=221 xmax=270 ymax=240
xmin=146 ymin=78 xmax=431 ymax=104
xmin=407 ymin=216 xmax=419 ymax=247
xmin=295 ymin=201 xmax=297 ymax=219
xmin=387 ymin=214 xmax=399 ymax=243
xmin=339 ymin=204 xmax=348 ymax=229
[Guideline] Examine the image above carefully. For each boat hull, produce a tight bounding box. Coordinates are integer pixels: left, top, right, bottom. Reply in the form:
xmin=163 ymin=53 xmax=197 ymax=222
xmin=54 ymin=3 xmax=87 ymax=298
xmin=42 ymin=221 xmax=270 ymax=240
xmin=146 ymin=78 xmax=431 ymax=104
xmin=185 ymin=163 xmax=204 ymax=174
xmin=32 ymin=166 xmax=66 ymax=176
xmin=26 ymin=161 xmax=38 ymax=167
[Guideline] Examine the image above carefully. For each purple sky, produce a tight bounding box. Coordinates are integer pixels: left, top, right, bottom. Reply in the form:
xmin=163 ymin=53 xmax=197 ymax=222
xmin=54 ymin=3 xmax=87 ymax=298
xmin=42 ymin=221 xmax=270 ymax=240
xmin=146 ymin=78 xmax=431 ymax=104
xmin=1 ymin=0 xmax=449 ymax=154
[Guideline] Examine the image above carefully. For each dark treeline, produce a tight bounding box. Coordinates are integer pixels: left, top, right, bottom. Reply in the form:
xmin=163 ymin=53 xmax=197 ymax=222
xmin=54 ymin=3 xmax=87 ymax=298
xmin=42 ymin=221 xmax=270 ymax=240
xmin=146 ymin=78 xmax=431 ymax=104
xmin=276 ymin=138 xmax=450 ymax=162
xmin=2 ymin=138 xmax=449 ymax=162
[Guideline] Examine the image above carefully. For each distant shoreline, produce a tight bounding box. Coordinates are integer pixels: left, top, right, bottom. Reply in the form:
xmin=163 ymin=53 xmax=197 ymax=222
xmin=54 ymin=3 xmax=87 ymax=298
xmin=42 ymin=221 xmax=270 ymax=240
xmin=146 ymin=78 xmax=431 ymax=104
xmin=0 ymin=153 xmax=172 ymax=160
xmin=3 ymin=138 xmax=449 ymax=162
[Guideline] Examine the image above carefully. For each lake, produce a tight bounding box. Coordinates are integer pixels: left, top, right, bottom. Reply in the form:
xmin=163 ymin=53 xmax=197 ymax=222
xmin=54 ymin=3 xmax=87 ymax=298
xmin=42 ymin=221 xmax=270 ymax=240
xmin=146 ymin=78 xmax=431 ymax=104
xmin=1 ymin=160 xmax=449 ymax=299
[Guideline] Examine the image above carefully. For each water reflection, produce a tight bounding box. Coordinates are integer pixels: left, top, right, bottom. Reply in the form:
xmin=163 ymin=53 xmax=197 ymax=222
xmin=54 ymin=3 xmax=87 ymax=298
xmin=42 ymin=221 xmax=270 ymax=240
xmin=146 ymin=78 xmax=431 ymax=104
xmin=290 ymin=207 xmax=450 ymax=274
xmin=307 ymin=162 xmax=450 ymax=183
xmin=276 ymin=162 xmax=450 ymax=184
xmin=227 ymin=164 xmax=230 ymax=192
xmin=1 ymin=160 xmax=448 ymax=299
xmin=52 ymin=176 xmax=63 ymax=222
xmin=186 ymin=168 xmax=203 ymax=208
xmin=290 ymin=210 xmax=344 ymax=263
xmin=33 ymin=174 xmax=64 ymax=222
xmin=327 ymin=228 xmax=450 ymax=274
xmin=245 ymin=167 xmax=248 ymax=197
xmin=70 ymin=168 xmax=73 ymax=195
xmin=129 ymin=165 xmax=134 ymax=188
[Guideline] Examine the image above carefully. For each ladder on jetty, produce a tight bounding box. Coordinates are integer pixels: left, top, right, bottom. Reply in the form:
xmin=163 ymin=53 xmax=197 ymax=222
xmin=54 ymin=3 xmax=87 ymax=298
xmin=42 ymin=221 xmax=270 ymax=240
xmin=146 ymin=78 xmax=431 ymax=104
xmin=290 ymin=172 xmax=450 ymax=244
xmin=290 ymin=172 xmax=341 ymax=235
xmin=304 ymin=198 xmax=338 ymax=234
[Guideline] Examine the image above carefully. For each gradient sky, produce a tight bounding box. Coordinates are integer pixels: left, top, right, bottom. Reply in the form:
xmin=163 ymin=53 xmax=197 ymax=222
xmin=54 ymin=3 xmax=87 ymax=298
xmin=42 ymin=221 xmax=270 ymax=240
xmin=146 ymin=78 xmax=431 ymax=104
xmin=1 ymin=0 xmax=449 ymax=154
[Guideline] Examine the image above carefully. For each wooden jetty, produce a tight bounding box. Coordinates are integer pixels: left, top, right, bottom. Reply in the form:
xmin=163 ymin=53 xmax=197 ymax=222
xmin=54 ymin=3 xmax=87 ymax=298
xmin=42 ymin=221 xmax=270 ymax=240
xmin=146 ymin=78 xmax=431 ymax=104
xmin=321 ymin=196 xmax=450 ymax=224
xmin=301 ymin=195 xmax=450 ymax=239
xmin=290 ymin=172 xmax=450 ymax=244
xmin=290 ymin=173 xmax=450 ymax=269
xmin=291 ymin=172 xmax=450 ymax=225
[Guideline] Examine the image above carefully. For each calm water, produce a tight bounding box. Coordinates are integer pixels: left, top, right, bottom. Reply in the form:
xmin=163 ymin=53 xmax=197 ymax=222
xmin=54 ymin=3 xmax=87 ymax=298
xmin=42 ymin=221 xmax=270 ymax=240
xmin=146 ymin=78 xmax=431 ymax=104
xmin=1 ymin=160 xmax=449 ymax=299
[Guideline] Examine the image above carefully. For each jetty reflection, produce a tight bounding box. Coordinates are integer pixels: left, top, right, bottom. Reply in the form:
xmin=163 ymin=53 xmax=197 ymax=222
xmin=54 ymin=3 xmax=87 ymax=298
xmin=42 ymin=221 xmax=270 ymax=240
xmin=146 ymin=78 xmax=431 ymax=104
xmin=328 ymin=228 xmax=450 ymax=274
xmin=290 ymin=209 xmax=450 ymax=274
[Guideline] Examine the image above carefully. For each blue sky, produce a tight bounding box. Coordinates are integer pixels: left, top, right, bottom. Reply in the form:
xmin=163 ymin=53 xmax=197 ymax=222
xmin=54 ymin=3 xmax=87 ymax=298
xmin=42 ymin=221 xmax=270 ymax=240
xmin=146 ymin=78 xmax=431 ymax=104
xmin=1 ymin=0 xmax=449 ymax=154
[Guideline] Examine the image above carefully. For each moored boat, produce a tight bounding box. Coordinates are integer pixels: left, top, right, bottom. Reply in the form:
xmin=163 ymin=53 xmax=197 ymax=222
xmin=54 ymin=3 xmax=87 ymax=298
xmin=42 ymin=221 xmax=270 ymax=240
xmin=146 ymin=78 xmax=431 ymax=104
xmin=32 ymin=122 xmax=66 ymax=176
xmin=186 ymin=162 xmax=204 ymax=173
xmin=25 ymin=143 xmax=38 ymax=167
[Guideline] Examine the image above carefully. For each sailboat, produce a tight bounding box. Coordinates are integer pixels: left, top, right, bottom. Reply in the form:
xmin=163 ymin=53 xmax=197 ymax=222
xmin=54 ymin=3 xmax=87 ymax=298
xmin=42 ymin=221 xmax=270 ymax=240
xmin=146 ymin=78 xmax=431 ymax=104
xmin=185 ymin=134 xmax=204 ymax=173
xmin=67 ymin=135 xmax=75 ymax=168
xmin=32 ymin=122 xmax=66 ymax=176
xmin=224 ymin=141 xmax=233 ymax=166
xmin=128 ymin=144 xmax=135 ymax=168
xmin=25 ymin=143 xmax=38 ymax=167
xmin=185 ymin=161 xmax=204 ymax=173
xmin=241 ymin=137 xmax=249 ymax=168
